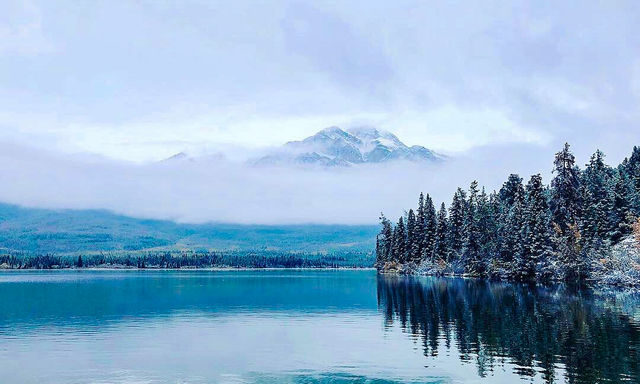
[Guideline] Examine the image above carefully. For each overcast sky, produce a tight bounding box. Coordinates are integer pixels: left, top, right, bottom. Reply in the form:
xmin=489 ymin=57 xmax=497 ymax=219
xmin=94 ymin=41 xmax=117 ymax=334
xmin=1 ymin=1 xmax=640 ymax=223
xmin=2 ymin=0 xmax=639 ymax=162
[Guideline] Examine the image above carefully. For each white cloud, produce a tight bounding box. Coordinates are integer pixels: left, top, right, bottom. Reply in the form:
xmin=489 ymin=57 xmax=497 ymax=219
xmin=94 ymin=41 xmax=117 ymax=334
xmin=0 ymin=0 xmax=53 ymax=54
xmin=376 ymin=107 xmax=551 ymax=153
xmin=0 ymin=140 xmax=565 ymax=225
xmin=2 ymin=0 xmax=638 ymax=163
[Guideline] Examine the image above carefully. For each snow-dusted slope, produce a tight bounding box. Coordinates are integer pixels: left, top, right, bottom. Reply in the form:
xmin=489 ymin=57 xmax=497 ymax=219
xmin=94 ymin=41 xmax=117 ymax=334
xmin=253 ymin=126 xmax=443 ymax=167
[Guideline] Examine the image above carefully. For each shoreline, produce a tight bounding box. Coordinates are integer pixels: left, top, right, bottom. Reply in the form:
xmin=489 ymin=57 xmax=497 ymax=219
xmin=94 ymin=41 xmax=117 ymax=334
xmin=376 ymin=267 xmax=640 ymax=290
xmin=0 ymin=266 xmax=376 ymax=271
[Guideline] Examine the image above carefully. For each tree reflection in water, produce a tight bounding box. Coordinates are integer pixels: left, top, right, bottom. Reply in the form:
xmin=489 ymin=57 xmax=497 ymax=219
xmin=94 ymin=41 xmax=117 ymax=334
xmin=377 ymin=275 xmax=640 ymax=383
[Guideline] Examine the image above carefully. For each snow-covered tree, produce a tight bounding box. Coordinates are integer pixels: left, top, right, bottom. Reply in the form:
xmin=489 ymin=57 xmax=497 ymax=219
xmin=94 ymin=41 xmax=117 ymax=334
xmin=434 ymin=203 xmax=449 ymax=262
xmin=463 ymin=181 xmax=483 ymax=275
xmin=448 ymin=188 xmax=467 ymax=260
xmin=406 ymin=209 xmax=420 ymax=263
xmin=375 ymin=143 xmax=640 ymax=285
xmin=375 ymin=214 xmax=393 ymax=267
xmin=520 ymin=174 xmax=553 ymax=280
xmin=550 ymin=143 xmax=582 ymax=233
xmin=610 ymin=171 xmax=635 ymax=243
xmin=580 ymin=150 xmax=614 ymax=249
xmin=392 ymin=217 xmax=408 ymax=264
xmin=422 ymin=194 xmax=437 ymax=261
xmin=415 ymin=193 xmax=426 ymax=258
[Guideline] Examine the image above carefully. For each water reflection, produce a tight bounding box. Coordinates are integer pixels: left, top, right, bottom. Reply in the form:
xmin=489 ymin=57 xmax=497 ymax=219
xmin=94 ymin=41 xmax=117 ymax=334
xmin=1 ymin=271 xmax=639 ymax=383
xmin=0 ymin=270 xmax=377 ymax=334
xmin=377 ymin=275 xmax=640 ymax=384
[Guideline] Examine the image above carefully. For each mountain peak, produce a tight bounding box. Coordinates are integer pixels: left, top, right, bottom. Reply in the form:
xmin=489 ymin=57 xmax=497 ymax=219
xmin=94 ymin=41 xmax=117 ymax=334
xmin=254 ymin=126 xmax=443 ymax=167
xmin=346 ymin=126 xmax=380 ymax=138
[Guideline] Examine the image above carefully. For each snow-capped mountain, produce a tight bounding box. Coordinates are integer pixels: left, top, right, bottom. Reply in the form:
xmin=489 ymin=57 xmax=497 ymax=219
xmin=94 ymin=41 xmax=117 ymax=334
xmin=253 ymin=126 xmax=443 ymax=167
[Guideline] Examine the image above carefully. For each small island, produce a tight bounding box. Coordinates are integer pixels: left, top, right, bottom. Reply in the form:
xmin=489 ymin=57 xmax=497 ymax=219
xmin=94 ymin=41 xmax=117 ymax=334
xmin=375 ymin=144 xmax=640 ymax=287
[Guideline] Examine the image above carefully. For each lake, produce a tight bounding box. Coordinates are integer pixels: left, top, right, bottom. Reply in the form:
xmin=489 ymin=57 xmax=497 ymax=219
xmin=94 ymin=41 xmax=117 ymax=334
xmin=0 ymin=270 xmax=638 ymax=383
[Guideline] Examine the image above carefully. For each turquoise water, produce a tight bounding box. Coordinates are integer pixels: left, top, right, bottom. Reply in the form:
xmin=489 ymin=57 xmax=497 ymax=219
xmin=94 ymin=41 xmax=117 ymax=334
xmin=0 ymin=270 xmax=638 ymax=383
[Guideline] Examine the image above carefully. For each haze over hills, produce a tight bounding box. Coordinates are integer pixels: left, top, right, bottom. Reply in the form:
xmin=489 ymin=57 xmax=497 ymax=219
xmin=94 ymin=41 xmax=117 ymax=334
xmin=0 ymin=203 xmax=378 ymax=255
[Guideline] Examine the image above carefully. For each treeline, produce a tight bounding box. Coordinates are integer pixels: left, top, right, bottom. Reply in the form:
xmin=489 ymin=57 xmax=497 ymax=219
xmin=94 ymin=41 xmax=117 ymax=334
xmin=376 ymin=144 xmax=640 ymax=283
xmin=0 ymin=250 xmax=373 ymax=269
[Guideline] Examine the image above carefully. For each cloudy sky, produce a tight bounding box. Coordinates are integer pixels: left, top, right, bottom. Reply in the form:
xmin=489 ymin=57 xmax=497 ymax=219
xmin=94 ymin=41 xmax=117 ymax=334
xmin=2 ymin=0 xmax=640 ymax=161
xmin=1 ymin=0 xmax=640 ymax=223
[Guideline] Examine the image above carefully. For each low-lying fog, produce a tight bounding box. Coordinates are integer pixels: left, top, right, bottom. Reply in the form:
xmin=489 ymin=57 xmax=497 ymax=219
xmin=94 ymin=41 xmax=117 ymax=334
xmin=0 ymin=141 xmax=609 ymax=225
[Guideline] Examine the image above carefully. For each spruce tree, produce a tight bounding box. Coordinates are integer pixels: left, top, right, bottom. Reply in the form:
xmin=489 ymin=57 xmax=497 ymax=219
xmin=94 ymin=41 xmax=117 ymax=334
xmin=610 ymin=171 xmax=635 ymax=243
xmin=434 ymin=203 xmax=449 ymax=262
xmin=581 ymin=150 xmax=614 ymax=248
xmin=478 ymin=189 xmax=499 ymax=274
xmin=375 ymin=214 xmax=394 ymax=267
xmin=498 ymin=175 xmax=525 ymax=277
xmin=448 ymin=188 xmax=467 ymax=261
xmin=499 ymin=174 xmax=525 ymax=207
xmin=393 ymin=217 xmax=408 ymax=264
xmin=422 ymin=194 xmax=437 ymax=261
xmin=463 ymin=181 xmax=483 ymax=275
xmin=550 ymin=143 xmax=582 ymax=233
xmin=406 ymin=209 xmax=419 ymax=263
xmin=415 ymin=193 xmax=426 ymax=259
xmin=620 ymin=146 xmax=640 ymax=216
xmin=520 ymin=174 xmax=553 ymax=280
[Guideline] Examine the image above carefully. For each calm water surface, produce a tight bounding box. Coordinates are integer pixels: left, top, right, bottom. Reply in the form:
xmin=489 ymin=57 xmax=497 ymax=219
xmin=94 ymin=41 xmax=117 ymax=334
xmin=0 ymin=270 xmax=638 ymax=383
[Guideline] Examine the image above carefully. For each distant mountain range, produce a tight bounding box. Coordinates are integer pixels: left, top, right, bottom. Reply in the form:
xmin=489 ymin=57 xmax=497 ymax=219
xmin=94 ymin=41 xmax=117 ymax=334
xmin=163 ymin=127 xmax=444 ymax=167
xmin=253 ymin=127 xmax=444 ymax=167
xmin=0 ymin=203 xmax=377 ymax=255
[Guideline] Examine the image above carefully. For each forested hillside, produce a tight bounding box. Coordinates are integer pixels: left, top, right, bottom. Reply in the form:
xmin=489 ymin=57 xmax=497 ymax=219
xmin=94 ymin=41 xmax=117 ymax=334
xmin=376 ymin=144 xmax=640 ymax=286
xmin=0 ymin=204 xmax=377 ymax=254
xmin=0 ymin=204 xmax=377 ymax=268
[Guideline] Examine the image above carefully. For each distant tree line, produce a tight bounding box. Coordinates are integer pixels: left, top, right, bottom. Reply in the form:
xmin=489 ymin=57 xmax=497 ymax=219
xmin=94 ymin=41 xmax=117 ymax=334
xmin=376 ymin=144 xmax=640 ymax=283
xmin=0 ymin=250 xmax=373 ymax=269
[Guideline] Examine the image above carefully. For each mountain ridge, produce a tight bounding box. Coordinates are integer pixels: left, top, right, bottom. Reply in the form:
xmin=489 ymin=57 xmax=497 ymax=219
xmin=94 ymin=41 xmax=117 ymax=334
xmin=253 ymin=126 xmax=444 ymax=167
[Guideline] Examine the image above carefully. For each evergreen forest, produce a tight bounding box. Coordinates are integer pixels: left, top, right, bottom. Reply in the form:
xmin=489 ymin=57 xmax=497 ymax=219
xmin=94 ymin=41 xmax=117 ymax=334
xmin=375 ymin=144 xmax=640 ymax=285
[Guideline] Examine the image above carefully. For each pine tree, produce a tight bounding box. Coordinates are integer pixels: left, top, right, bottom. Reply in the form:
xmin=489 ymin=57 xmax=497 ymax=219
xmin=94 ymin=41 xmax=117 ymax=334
xmin=478 ymin=189 xmax=499 ymax=275
xmin=406 ymin=209 xmax=419 ymax=263
xmin=581 ymin=150 xmax=614 ymax=249
xmin=550 ymin=143 xmax=582 ymax=233
xmin=499 ymin=174 xmax=525 ymax=207
xmin=434 ymin=203 xmax=449 ymax=262
xmin=375 ymin=214 xmax=393 ymax=267
xmin=549 ymin=143 xmax=583 ymax=281
xmin=463 ymin=181 xmax=483 ymax=275
xmin=498 ymin=175 xmax=525 ymax=277
xmin=620 ymin=146 xmax=640 ymax=216
xmin=610 ymin=171 xmax=635 ymax=243
xmin=448 ymin=188 xmax=467 ymax=261
xmin=414 ymin=193 xmax=426 ymax=259
xmin=393 ymin=217 xmax=408 ymax=264
xmin=422 ymin=194 xmax=437 ymax=261
xmin=519 ymin=174 xmax=553 ymax=280
xmin=557 ymin=222 xmax=584 ymax=281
